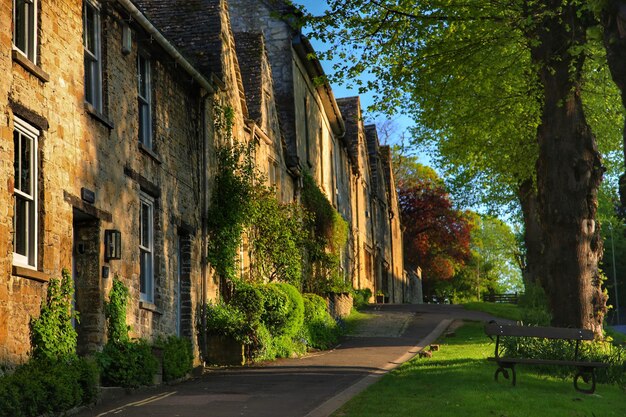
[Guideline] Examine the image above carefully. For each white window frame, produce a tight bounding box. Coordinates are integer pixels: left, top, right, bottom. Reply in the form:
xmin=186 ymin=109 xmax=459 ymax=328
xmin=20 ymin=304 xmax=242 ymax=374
xmin=139 ymin=193 xmax=154 ymax=302
xmin=137 ymin=52 xmax=152 ymax=148
xmin=13 ymin=117 xmax=39 ymax=269
xmin=83 ymin=0 xmax=102 ymax=111
xmin=13 ymin=0 xmax=38 ymax=64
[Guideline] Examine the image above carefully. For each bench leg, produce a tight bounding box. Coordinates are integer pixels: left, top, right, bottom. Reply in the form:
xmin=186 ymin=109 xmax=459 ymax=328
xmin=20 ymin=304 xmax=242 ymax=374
xmin=573 ymin=367 xmax=596 ymax=394
xmin=494 ymin=363 xmax=516 ymax=386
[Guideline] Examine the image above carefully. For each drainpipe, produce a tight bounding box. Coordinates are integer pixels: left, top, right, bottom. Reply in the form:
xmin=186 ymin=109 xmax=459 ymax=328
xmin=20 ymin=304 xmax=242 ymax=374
xmin=200 ymin=93 xmax=210 ymax=361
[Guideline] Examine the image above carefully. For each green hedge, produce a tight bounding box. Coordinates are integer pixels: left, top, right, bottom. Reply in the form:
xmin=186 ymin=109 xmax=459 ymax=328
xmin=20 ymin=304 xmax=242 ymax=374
xmin=303 ymin=293 xmax=340 ymax=349
xmin=0 ymin=356 xmax=98 ymax=417
xmin=97 ymin=339 xmax=158 ymax=388
xmin=155 ymin=336 xmax=194 ymax=382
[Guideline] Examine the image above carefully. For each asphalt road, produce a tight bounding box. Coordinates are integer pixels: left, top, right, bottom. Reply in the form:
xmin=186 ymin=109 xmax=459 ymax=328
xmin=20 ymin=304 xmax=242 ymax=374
xmin=74 ymin=304 xmax=502 ymax=417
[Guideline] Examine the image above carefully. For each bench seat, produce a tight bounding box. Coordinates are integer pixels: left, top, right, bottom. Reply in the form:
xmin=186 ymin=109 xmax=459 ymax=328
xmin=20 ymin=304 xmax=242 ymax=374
xmin=484 ymin=323 xmax=607 ymax=394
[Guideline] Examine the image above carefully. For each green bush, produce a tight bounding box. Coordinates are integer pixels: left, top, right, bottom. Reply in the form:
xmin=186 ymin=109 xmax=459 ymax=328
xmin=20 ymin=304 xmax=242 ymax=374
xmin=230 ymin=281 xmax=264 ymax=325
xmin=105 ymin=276 xmax=131 ymax=344
xmin=205 ymin=302 xmax=253 ymax=344
xmin=352 ymin=288 xmax=372 ymax=309
xmin=272 ymin=283 xmax=304 ymax=338
xmin=259 ymin=284 xmax=291 ymax=336
xmin=0 ymin=356 xmax=98 ymax=417
xmin=303 ymin=293 xmax=340 ymax=349
xmin=155 ymin=336 xmax=193 ymax=382
xmin=98 ymin=339 xmax=158 ymax=388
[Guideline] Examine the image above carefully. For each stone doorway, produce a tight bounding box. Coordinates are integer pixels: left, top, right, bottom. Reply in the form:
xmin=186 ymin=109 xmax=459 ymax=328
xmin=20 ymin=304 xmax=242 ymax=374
xmin=72 ymin=209 xmax=104 ymax=355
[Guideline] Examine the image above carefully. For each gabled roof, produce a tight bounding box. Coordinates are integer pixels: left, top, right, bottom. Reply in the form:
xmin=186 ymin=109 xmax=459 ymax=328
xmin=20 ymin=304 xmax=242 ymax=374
xmin=131 ymin=0 xmax=225 ymax=82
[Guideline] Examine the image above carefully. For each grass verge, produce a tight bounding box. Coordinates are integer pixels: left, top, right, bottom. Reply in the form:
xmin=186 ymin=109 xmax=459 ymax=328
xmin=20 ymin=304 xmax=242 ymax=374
xmin=333 ymin=322 xmax=626 ymax=417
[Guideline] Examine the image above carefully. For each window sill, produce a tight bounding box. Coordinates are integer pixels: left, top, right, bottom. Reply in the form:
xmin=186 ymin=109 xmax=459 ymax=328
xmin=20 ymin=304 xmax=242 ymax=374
xmin=138 ymin=143 xmax=162 ymax=164
xmin=12 ymin=50 xmax=50 ymax=83
xmin=139 ymin=301 xmax=162 ymax=314
xmin=12 ymin=265 xmax=49 ymax=283
xmin=85 ymin=103 xmax=114 ymax=129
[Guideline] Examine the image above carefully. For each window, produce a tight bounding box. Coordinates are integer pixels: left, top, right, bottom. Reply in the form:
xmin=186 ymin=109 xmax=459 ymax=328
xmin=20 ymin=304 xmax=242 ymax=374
xmin=137 ymin=52 xmax=152 ymax=148
xmin=13 ymin=0 xmax=38 ymax=63
xmin=139 ymin=193 xmax=154 ymax=302
xmin=13 ymin=117 xmax=39 ymax=268
xmin=83 ymin=1 xmax=102 ymax=111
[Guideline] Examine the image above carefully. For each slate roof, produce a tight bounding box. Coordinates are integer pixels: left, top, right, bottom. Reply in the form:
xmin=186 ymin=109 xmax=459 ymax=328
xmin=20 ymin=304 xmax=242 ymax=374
xmin=234 ymin=32 xmax=265 ymax=124
xmin=365 ymin=124 xmax=383 ymax=196
xmin=131 ymin=0 xmax=225 ymax=80
xmin=336 ymin=97 xmax=361 ymax=172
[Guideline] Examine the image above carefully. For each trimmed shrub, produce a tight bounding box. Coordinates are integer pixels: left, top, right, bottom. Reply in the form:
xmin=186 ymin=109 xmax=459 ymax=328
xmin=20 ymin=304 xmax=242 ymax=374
xmin=303 ymin=293 xmax=340 ymax=350
xmin=0 ymin=356 xmax=98 ymax=417
xmin=98 ymin=339 xmax=158 ymax=388
xmin=205 ymin=302 xmax=253 ymax=344
xmin=259 ymin=284 xmax=291 ymax=336
xmin=272 ymin=282 xmax=304 ymax=338
xmin=230 ymin=281 xmax=264 ymax=325
xmin=155 ymin=336 xmax=194 ymax=382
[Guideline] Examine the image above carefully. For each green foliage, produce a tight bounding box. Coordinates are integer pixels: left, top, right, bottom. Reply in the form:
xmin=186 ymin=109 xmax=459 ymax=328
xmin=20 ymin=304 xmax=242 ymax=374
xmin=501 ymin=335 xmax=626 ymax=386
xmin=30 ymin=268 xmax=78 ymax=360
xmin=518 ymin=282 xmax=552 ymax=326
xmin=352 ymin=288 xmax=372 ymax=309
xmin=230 ymin=281 xmax=265 ymax=325
xmin=247 ymin=187 xmax=308 ymax=286
xmin=204 ymin=302 xmax=253 ymax=345
xmin=207 ymin=142 xmax=257 ymax=282
xmin=258 ymin=284 xmax=291 ymax=336
xmin=302 ymin=293 xmax=340 ymax=349
xmin=0 ymin=356 xmax=98 ymax=417
xmin=99 ymin=278 xmax=158 ymax=388
xmin=98 ymin=339 xmax=158 ymax=388
xmin=155 ymin=336 xmax=193 ymax=382
xmin=105 ymin=276 xmax=131 ymax=344
xmin=272 ymin=283 xmax=305 ymax=338
xmin=301 ymin=171 xmax=350 ymax=294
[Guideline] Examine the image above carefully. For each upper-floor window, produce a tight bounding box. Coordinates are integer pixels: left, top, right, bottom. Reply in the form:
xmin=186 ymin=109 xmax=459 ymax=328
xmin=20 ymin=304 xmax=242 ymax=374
xmin=139 ymin=193 xmax=154 ymax=302
xmin=13 ymin=0 xmax=38 ymax=63
xmin=13 ymin=117 xmax=39 ymax=268
xmin=137 ymin=52 xmax=152 ymax=148
xmin=83 ymin=1 xmax=102 ymax=111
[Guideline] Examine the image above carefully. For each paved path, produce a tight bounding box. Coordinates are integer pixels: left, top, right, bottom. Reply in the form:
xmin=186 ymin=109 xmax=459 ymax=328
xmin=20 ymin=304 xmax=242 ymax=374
xmin=74 ymin=304 xmax=506 ymax=417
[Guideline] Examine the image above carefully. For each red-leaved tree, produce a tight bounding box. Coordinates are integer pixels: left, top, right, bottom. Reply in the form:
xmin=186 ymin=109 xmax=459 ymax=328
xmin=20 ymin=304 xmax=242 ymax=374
xmin=399 ymin=179 xmax=472 ymax=297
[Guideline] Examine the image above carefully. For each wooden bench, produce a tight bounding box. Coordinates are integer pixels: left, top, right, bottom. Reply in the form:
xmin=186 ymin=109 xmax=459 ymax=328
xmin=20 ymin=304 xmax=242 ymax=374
xmin=484 ymin=323 xmax=609 ymax=394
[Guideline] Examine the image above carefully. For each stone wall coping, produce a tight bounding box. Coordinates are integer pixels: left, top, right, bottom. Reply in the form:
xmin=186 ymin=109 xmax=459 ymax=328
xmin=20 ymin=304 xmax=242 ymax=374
xmin=12 ymin=265 xmax=49 ymax=283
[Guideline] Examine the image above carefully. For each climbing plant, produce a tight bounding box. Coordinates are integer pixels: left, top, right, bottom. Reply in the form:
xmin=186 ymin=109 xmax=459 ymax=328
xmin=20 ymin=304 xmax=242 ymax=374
xmin=30 ymin=268 xmax=78 ymax=360
xmin=104 ymin=275 xmax=130 ymax=344
xmin=300 ymin=171 xmax=350 ymax=293
xmin=247 ymin=186 xmax=309 ymax=286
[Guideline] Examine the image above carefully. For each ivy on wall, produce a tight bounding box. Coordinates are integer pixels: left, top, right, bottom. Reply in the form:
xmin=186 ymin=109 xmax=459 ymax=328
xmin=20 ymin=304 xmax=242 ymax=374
xmin=300 ymin=171 xmax=350 ymax=294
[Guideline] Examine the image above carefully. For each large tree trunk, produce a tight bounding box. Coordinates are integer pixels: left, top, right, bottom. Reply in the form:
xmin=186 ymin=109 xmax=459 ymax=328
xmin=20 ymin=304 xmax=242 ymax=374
xmin=602 ymin=2 xmax=626 ymax=209
xmin=530 ymin=2 xmax=607 ymax=334
xmin=517 ymin=179 xmax=543 ymax=286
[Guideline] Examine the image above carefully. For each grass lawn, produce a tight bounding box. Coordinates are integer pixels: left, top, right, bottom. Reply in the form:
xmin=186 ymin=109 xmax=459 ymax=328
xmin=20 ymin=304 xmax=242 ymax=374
xmin=463 ymin=301 xmax=522 ymax=321
xmin=333 ymin=322 xmax=626 ymax=417
xmin=342 ymin=308 xmax=374 ymax=334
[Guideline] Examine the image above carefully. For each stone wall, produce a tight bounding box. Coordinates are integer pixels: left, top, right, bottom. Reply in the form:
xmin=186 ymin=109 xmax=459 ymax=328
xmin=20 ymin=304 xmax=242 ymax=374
xmin=326 ymin=292 xmax=353 ymax=320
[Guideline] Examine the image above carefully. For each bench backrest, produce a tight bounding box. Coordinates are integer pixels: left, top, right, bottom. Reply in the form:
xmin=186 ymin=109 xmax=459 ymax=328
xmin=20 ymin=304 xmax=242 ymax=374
xmin=484 ymin=323 xmax=594 ymax=341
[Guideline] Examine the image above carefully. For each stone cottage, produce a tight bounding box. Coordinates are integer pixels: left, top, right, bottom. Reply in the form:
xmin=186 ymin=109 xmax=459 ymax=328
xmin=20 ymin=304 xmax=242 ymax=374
xmin=1 ymin=0 xmax=409 ymax=367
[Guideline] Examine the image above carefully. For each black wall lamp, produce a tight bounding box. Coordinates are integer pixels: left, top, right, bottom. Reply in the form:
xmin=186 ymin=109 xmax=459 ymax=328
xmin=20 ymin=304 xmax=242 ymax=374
xmin=105 ymin=230 xmax=122 ymax=261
